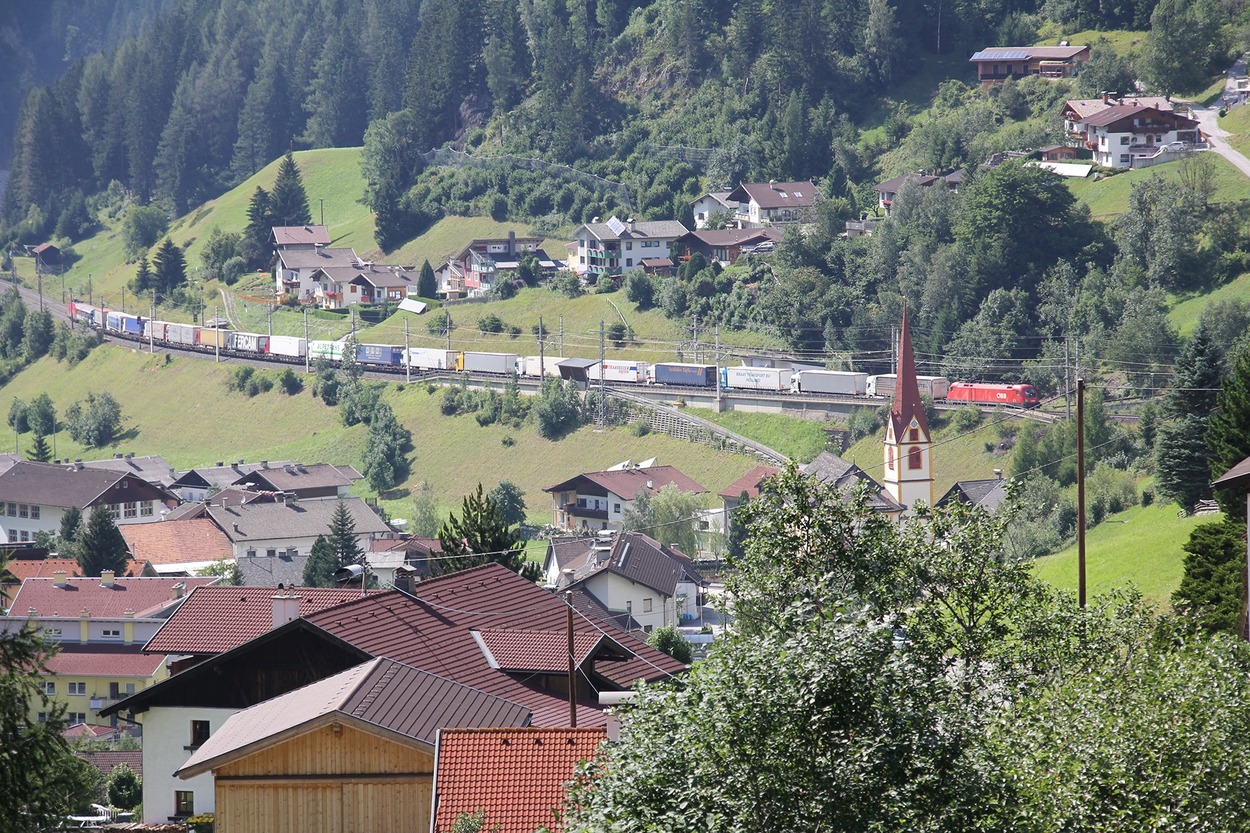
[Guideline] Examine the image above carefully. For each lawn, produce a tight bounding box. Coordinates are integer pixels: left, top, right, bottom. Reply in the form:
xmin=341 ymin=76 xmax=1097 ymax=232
xmin=685 ymin=408 xmax=834 ymax=463
xmin=1 ymin=344 xmax=758 ymax=525
xmin=1168 ymin=272 xmax=1250 ymax=336
xmin=1067 ymin=153 xmax=1248 ymax=217
xmin=1032 ymin=501 xmax=1213 ymax=609
xmin=1035 ymin=29 xmax=1146 ymax=56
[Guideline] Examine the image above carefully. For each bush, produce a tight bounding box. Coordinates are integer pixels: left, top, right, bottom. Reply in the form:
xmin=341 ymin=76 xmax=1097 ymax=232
xmin=229 ymin=366 xmax=254 ymax=392
xmin=552 ymin=271 xmax=584 ymax=298
xmin=106 ymin=764 xmax=142 ymax=811
xmin=278 ymin=369 xmax=302 ymax=395
xmin=606 ymin=322 xmax=627 ymax=345
xmin=950 ymin=405 xmax=981 ymax=432
xmin=1142 ymin=488 xmax=1154 ymax=507
xmin=477 ymin=314 xmax=504 ymax=334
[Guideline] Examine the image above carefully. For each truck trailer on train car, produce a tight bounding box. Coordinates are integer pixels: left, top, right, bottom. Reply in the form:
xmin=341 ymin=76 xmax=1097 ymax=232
xmin=517 ymin=355 xmax=565 ymax=377
xmin=228 ymin=332 xmax=269 ymax=354
xmin=652 ymin=363 xmax=718 ymax=387
xmin=460 ymin=351 xmax=518 ymax=374
xmin=308 ymin=340 xmax=347 ymax=361
xmin=406 ymin=348 xmax=458 ymax=371
xmin=867 ymin=374 xmax=950 ymax=399
xmin=722 ymin=366 xmax=792 ymax=391
xmin=357 ymin=343 xmax=403 ymax=367
xmin=946 ymin=382 xmax=1040 ymax=408
xmin=268 ymin=335 xmax=307 ymax=359
xmin=790 ymin=369 xmax=868 ymax=395
xmin=593 ymin=359 xmax=650 ymax=384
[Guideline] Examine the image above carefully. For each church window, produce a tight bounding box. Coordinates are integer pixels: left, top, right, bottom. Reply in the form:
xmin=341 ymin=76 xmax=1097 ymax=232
xmin=908 ymin=447 xmax=922 ymax=469
xmin=887 ymin=447 xmax=895 ymax=470
xmin=909 ymin=427 xmax=919 ymax=442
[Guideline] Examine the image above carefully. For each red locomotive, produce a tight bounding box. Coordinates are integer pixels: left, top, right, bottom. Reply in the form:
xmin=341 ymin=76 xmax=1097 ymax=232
xmin=946 ymin=382 xmax=1040 ymax=408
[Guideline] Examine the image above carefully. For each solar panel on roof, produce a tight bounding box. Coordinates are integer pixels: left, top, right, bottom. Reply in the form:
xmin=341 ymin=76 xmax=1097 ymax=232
xmin=606 ymin=217 xmax=626 ymax=236
xmin=971 ymin=49 xmax=1030 ymax=60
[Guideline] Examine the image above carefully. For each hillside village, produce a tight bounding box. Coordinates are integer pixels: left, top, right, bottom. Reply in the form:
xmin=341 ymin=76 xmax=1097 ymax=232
xmin=7 ymin=0 xmax=1250 ymax=828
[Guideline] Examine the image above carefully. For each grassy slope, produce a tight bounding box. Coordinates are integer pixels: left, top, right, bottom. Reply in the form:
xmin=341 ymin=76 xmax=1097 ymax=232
xmin=0 ymin=345 xmax=757 ymax=524
xmin=1169 ymin=272 xmax=1250 ymax=336
xmin=1035 ymin=29 xmax=1146 ymax=55
xmin=1067 ymin=153 xmax=1248 ymax=217
xmin=1032 ymin=502 xmax=1213 ymax=609
xmin=686 ymin=408 xmax=833 ymax=463
xmin=1219 ymin=105 xmax=1250 ymax=158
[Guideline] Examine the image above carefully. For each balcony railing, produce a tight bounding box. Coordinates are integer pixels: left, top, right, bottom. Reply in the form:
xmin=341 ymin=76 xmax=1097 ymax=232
xmin=562 ymin=502 xmax=608 ymax=521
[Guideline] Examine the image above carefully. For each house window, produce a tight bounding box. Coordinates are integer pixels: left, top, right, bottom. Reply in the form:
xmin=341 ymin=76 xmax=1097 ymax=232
xmin=140 ymin=501 xmax=153 ymax=516
xmin=125 ymin=683 xmax=135 ymax=695
xmin=68 ymin=712 xmax=87 ymax=724
xmin=42 ymin=681 xmax=55 ymax=696
xmin=908 ymin=427 xmax=919 ymax=442
xmin=190 ymin=720 xmax=210 ymax=748
xmin=246 ymin=549 xmax=256 ymax=558
xmin=36 ymin=712 xmax=47 ymax=723
xmin=614 ymin=503 xmax=621 ymax=514
xmin=5 ymin=503 xmax=14 ymax=516
xmin=107 ymin=505 xmax=120 ymax=520
xmin=266 ymin=549 xmax=277 ymax=558
xmin=625 ymin=242 xmax=632 ymax=250
xmin=18 ymin=504 xmax=27 ymax=518
xmin=47 ymin=628 xmax=60 ymax=636
xmin=887 ymin=447 xmax=895 ymax=470
xmin=626 ymin=601 xmax=633 ymax=614
xmin=1120 ymin=136 xmax=1130 ymax=145
xmin=68 ymin=682 xmax=86 ymax=696
xmin=643 ymin=598 xmax=653 ymax=613
xmin=174 ymin=791 xmax=195 ymax=817
xmin=1120 ymin=154 xmax=1130 ymax=164
xmin=908 ymin=447 xmax=923 ymax=469
xmin=626 ymin=258 xmax=633 ymax=267
xmin=643 ymin=624 xmax=653 ymax=633
xmin=102 ymin=628 xmax=121 ymax=639
xmin=123 ymin=502 xmax=137 ymax=519
xmin=30 ymin=505 xmax=39 ymax=519
xmin=19 ymin=530 xmax=29 ymax=542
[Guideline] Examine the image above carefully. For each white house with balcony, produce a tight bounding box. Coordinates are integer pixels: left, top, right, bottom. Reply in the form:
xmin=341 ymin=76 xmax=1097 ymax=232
xmin=573 ymin=216 xmax=688 ymax=277
xmin=0 ymin=461 xmax=178 ymax=544
xmin=542 ymin=464 xmax=707 ymax=533
xmin=725 ymin=180 xmax=821 ymax=227
xmin=1062 ymin=99 xmax=1200 ymax=168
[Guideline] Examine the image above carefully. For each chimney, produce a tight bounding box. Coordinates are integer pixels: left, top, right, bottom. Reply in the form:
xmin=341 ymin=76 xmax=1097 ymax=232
xmin=52 ymin=570 xmax=68 ymax=587
xmin=261 ymin=461 xmax=269 ymax=469
xmin=626 ymin=217 xmax=635 ymax=232
xmin=171 ymin=582 xmax=185 ymax=600
xmin=123 ymin=609 xmax=134 ymax=618
xmin=101 ymin=570 xmax=115 ymax=587
xmin=394 ymin=569 xmax=416 ymax=594
xmin=646 ymin=480 xmax=653 ymax=490
xmin=769 ymin=179 xmax=777 ymax=189
xmin=216 ymin=461 xmax=224 ymax=467
xmin=233 ymin=522 xmax=240 ymax=533
xmin=74 ymin=460 xmax=84 ymax=471
xmin=114 ymin=453 xmax=123 ymax=459
xmin=125 ymin=452 xmax=134 ymax=460
xmin=271 ymin=593 xmax=301 ymax=628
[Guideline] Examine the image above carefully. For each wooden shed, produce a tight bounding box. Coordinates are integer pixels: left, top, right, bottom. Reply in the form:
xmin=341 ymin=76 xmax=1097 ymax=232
xmin=176 ymin=657 xmax=530 ymax=833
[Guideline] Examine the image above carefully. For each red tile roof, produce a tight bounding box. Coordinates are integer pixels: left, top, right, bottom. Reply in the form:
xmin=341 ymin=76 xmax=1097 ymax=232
xmin=76 ymin=749 xmax=143 ymax=780
xmin=305 ymin=564 xmax=685 ymax=727
xmin=718 ymin=465 xmax=781 ymax=499
xmin=120 ymin=518 xmax=233 ymax=566
xmin=143 ymin=585 xmax=364 ymax=655
xmin=433 ymin=727 xmax=608 ymax=833
xmin=473 ymin=629 xmax=621 ymax=673
xmin=45 ymin=644 xmax=167 ymax=677
xmin=10 ymin=576 xmax=219 ymax=618
xmin=3 ymin=557 xmax=83 ymax=583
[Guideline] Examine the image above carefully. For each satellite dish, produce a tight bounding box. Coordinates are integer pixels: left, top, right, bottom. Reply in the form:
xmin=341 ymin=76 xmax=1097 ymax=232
xmin=334 ymin=564 xmax=364 ymax=585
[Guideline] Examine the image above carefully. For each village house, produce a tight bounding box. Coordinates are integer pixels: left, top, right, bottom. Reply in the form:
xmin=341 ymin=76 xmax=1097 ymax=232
xmin=0 ymin=461 xmax=178 ymax=543
xmin=725 ymin=180 xmax=821 ymax=227
xmin=273 ymin=245 xmax=359 ymax=301
xmin=204 ymin=496 xmax=391 ymax=560
xmin=0 ymin=573 xmax=217 ymax=727
xmin=435 ymin=232 xmax=560 ymax=299
xmin=573 ymin=216 xmax=688 ymax=278
xmin=1062 ymin=97 xmax=1200 ymax=168
xmin=79 ymin=454 xmax=179 ymax=488
xmin=104 ymin=563 xmax=684 ymax=823
xmin=308 ymin=263 xmax=419 ymax=309
xmin=689 ymin=191 xmax=737 ymax=229
xmin=168 ymin=460 xmax=296 ymax=503
xmin=872 ymin=170 xmax=963 ymax=215
xmin=227 ymin=462 xmax=360 ymax=501
xmin=677 ymin=227 xmax=784 ymax=267
xmin=270 ymin=224 xmax=330 ymax=251
xmin=544 ymin=531 xmax=707 ymax=632
xmin=937 ymin=472 xmax=1010 ymax=514
xmin=968 ymin=44 xmax=1090 ymax=88
xmin=718 ymin=465 xmax=781 ymax=535
xmin=119 ymin=518 xmax=235 ymax=576
xmin=543 ymin=463 xmax=707 ymax=533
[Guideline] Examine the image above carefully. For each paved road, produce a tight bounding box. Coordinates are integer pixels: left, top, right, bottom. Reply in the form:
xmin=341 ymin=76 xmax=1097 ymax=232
xmin=1189 ymin=54 xmax=1250 ymax=179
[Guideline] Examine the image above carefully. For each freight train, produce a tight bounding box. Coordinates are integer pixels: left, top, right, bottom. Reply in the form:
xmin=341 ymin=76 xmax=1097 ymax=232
xmin=70 ymin=302 xmax=1039 ymax=405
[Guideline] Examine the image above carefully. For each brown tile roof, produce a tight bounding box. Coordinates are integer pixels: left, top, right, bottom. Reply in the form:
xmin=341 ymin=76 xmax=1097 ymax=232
xmin=80 ymin=455 xmax=178 ymax=487
xmin=278 ymin=248 xmax=359 ymax=270
xmin=304 ymin=564 xmax=685 ymax=727
xmin=206 ymin=497 xmax=391 ymax=543
xmin=177 ymin=657 xmax=531 ymax=778
xmin=1080 ymin=104 xmax=1194 ymax=128
xmin=1213 ymin=453 xmax=1250 ymax=490
xmin=75 ymin=748 xmax=143 ymax=780
xmin=231 ymin=462 xmax=356 ymax=493
xmin=143 ymin=584 xmax=363 ymax=655
xmin=726 ymin=181 xmax=820 ymax=210
xmin=0 ymin=461 xmax=167 ymax=509
xmin=889 ymin=305 xmax=930 ymax=441
xmin=433 ymin=727 xmax=608 ymax=833
xmin=10 ymin=576 xmax=219 ymax=618
xmin=1063 ymin=96 xmax=1173 ymax=120
xmin=718 ymin=465 xmax=780 ymax=499
xmin=171 ymin=461 xmax=297 ymax=492
xmin=472 ymin=629 xmax=624 ymax=673
xmin=272 ymin=225 xmax=330 ymax=246
xmin=801 ymin=452 xmax=903 ymax=514
xmin=683 ymin=228 xmax=783 ymax=247
xmin=543 ymin=465 xmax=706 ymax=500
xmin=45 ymin=644 xmax=167 ymax=677
xmin=119 ymin=518 xmax=233 ymax=566
xmin=3 ymin=557 xmax=83 ymax=583
xmin=558 ymin=532 xmax=703 ymax=599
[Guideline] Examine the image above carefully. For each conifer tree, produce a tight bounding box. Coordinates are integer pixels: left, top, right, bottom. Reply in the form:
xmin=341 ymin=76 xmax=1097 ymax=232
xmin=241 ymin=185 xmax=274 ymax=268
xmin=76 ymin=504 xmax=130 ymax=577
xmin=302 ymin=534 xmax=339 ymax=588
xmin=418 ymin=260 xmax=437 ymax=298
xmin=269 ymin=152 xmax=312 ymax=227
xmin=27 ymin=433 xmax=51 ymax=463
xmin=132 ymin=254 xmax=153 ymax=293
xmin=59 ymin=507 xmax=82 ymax=544
xmin=1210 ymin=344 xmax=1250 ymax=521
xmin=327 ymin=501 xmax=364 ymax=569
xmin=436 ymin=484 xmax=536 ymax=579
xmin=1156 ymin=320 xmax=1223 ymax=510
xmin=152 ymin=238 xmax=186 ymax=294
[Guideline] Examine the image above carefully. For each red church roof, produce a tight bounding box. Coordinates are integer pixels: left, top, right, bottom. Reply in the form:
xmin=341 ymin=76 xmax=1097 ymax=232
xmin=889 ymin=304 xmax=930 ymax=441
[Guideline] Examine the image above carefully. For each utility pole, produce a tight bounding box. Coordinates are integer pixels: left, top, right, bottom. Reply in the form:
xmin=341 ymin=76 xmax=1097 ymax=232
xmin=538 ymin=315 xmax=546 ymax=380
xmin=303 ymin=306 xmax=310 ymax=373
xmin=60 ymin=272 xmax=65 ymax=304
xmin=566 ymin=590 xmax=577 ymax=728
xmin=445 ymin=310 xmax=452 ymax=351
xmin=215 ymin=305 xmax=221 ymax=363
xmin=692 ymin=316 xmax=699 ymax=363
xmin=267 ymin=303 xmax=274 ymax=339
xmin=350 ymin=307 xmax=356 ymax=339
xmin=404 ymin=316 xmax=411 ymax=384
xmin=149 ymin=292 xmax=156 ymax=353
xmin=559 ymin=315 xmax=564 ymax=356
xmin=1077 ymin=377 xmax=1087 ymax=608
xmin=319 ymin=198 xmax=325 ymax=227
xmin=1065 ymin=336 xmax=1071 ymax=420
xmin=121 ymin=286 xmax=125 ymax=314
xmin=715 ymin=324 xmax=721 ymax=410
xmin=37 ymin=272 xmax=43 ymax=311
xmin=599 ymin=320 xmax=606 ymax=430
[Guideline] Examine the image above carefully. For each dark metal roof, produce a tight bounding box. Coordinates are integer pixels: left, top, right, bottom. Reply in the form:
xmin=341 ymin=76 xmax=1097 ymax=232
xmin=1213 ymin=454 xmax=1250 ymax=490
xmin=937 ymin=479 xmax=1009 ymax=513
xmin=801 ymin=452 xmax=903 ymax=514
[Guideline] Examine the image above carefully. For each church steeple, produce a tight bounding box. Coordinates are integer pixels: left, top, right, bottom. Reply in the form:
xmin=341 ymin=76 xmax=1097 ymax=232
xmin=883 ymin=302 xmax=934 ymax=510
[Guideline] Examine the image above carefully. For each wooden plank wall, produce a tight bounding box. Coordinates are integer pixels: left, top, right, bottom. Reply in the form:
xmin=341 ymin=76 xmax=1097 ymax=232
xmin=218 ymin=724 xmax=433 ymax=776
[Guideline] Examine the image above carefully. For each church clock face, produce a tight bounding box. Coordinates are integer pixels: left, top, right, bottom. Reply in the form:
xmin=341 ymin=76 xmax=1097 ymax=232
xmin=909 ymin=417 xmax=919 ymax=430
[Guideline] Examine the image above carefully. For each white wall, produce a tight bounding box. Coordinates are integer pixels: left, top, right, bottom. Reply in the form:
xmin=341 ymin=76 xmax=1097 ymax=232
xmin=142 ymin=706 xmax=236 ymax=823
xmin=583 ymin=572 xmax=673 ymax=632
